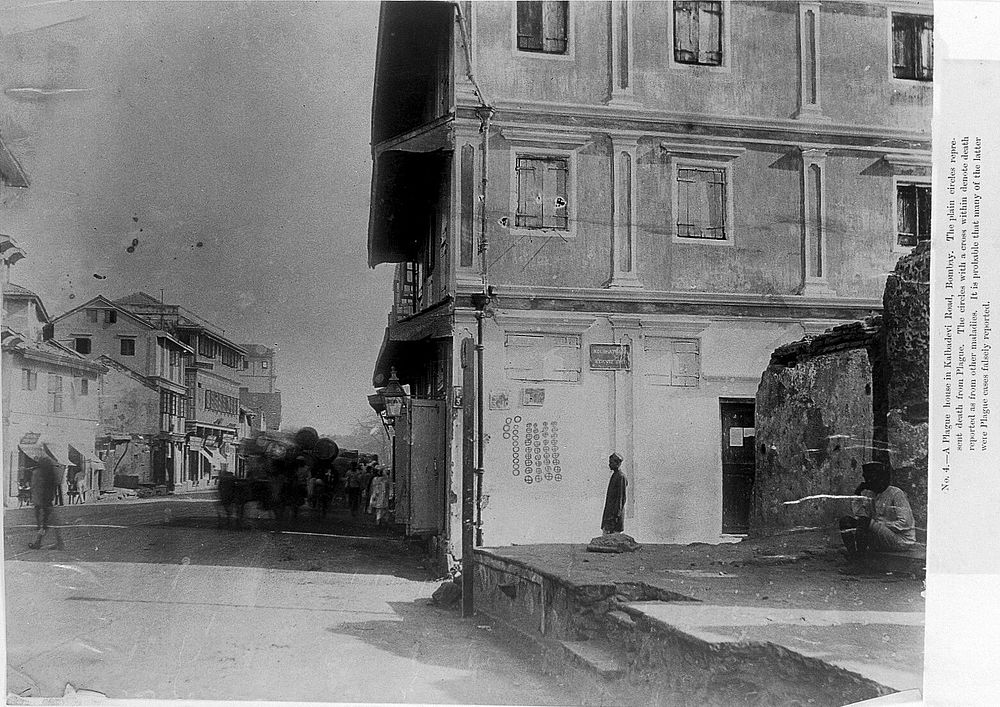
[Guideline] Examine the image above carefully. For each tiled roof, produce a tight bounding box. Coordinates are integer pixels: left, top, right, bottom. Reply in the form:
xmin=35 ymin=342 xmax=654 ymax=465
xmin=241 ymin=344 xmax=274 ymax=355
xmin=114 ymin=291 xmax=165 ymax=307
xmin=3 ymin=282 xmax=38 ymax=297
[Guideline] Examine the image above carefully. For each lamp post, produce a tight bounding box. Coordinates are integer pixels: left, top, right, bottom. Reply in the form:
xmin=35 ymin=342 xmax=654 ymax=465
xmin=369 ymin=367 xmax=407 ymax=488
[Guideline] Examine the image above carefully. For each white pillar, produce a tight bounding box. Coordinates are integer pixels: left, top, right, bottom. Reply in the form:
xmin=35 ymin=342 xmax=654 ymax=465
xmin=606 ymin=135 xmax=643 ymax=288
xmin=800 ymin=148 xmax=835 ymax=295
xmin=792 ymin=1 xmax=829 ymax=121
xmin=609 ymin=0 xmax=637 ymax=105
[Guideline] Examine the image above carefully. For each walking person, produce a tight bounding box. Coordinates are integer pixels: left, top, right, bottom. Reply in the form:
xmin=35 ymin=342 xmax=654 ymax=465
xmin=29 ymin=457 xmax=64 ymax=550
xmin=346 ymin=462 xmax=363 ymax=518
xmin=53 ymin=463 xmax=66 ymax=506
xmin=367 ymin=467 xmax=393 ymax=526
xmin=75 ymin=469 xmax=88 ymax=503
xmin=601 ymin=453 xmax=628 ymax=535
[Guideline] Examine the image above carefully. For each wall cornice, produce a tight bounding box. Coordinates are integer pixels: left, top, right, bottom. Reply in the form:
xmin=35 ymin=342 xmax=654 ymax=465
xmin=456 ymin=102 xmax=929 ymax=152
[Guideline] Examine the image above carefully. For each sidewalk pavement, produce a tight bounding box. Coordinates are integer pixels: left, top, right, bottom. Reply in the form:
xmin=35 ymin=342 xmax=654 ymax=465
xmin=481 ymin=527 xmax=924 ymax=700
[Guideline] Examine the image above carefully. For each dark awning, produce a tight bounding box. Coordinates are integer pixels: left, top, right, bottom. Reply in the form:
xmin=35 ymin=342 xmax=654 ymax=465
xmin=18 ymin=443 xmax=49 ymax=463
xmin=367 ymin=148 xmax=451 ymax=268
xmin=371 ymin=300 xmax=454 ymax=385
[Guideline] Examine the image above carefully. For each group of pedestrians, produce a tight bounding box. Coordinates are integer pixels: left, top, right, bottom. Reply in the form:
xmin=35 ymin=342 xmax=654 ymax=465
xmin=343 ymin=455 xmax=393 ymax=526
xmin=18 ymin=464 xmax=88 ymax=508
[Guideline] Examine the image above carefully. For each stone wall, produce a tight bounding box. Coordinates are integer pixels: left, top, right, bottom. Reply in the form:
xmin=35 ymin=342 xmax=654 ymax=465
xmin=883 ymin=242 xmax=930 ymax=530
xmin=752 ymin=245 xmax=929 ymax=534
xmin=753 ymin=321 xmax=881 ymax=530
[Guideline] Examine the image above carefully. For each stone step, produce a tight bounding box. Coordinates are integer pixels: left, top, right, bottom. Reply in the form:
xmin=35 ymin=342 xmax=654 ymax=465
xmin=559 ymin=640 xmax=626 ymax=680
xmin=605 ymin=609 xmax=636 ymax=629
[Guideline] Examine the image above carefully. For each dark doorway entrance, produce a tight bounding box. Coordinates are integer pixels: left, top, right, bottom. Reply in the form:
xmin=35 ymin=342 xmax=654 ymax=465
xmin=721 ymin=399 xmax=755 ymax=534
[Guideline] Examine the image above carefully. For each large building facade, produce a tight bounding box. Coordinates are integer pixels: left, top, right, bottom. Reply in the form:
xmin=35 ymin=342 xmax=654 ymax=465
xmin=114 ymin=293 xmax=247 ymax=489
xmin=49 ymin=296 xmax=193 ymax=488
xmin=238 ymin=343 xmax=282 ymax=432
xmin=368 ymin=1 xmax=931 ymax=553
xmin=3 ymin=281 xmax=105 ymax=506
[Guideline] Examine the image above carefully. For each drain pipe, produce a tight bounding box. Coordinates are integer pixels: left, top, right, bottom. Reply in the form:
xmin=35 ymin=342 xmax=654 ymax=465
xmin=473 ymin=104 xmax=494 ymax=548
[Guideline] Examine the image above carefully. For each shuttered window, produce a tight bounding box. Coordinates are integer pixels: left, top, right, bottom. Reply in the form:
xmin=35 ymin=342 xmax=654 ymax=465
xmin=676 ymin=166 xmax=727 ymax=240
xmin=505 ymin=333 xmax=581 ymax=382
xmin=515 ymin=156 xmax=569 ymax=231
xmin=517 ymin=1 xmax=568 ymax=55
xmin=897 ymin=184 xmax=931 ymax=248
xmin=644 ymin=338 xmax=701 ymax=387
xmin=48 ymin=374 xmax=63 ymax=412
xmin=892 ymin=14 xmax=933 ymax=81
xmin=674 ymin=1 xmax=723 ymax=66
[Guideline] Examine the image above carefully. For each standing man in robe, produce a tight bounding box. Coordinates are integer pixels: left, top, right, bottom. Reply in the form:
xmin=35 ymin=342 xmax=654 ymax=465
xmin=601 ymin=453 xmax=628 ymax=534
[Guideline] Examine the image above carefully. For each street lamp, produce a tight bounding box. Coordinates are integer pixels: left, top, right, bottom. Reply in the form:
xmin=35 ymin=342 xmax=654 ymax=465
xmin=368 ymin=367 xmax=408 ymax=493
xmin=381 ymin=367 xmax=407 ymax=422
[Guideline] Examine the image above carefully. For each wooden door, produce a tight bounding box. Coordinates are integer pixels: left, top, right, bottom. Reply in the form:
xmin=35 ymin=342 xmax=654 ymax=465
xmin=406 ymin=399 xmax=446 ymax=535
xmin=721 ymin=400 xmax=755 ymax=534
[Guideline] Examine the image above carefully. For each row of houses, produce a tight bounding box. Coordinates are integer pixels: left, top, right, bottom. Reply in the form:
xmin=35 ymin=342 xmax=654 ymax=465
xmin=1 ymin=236 xmax=282 ymax=506
xmin=368 ymin=0 xmax=932 ymax=560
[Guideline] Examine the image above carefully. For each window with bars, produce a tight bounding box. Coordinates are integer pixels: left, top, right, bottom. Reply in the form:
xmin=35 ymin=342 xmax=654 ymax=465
xmin=676 ymin=166 xmax=728 ymax=240
xmin=504 ymin=333 xmax=581 ymax=382
xmin=897 ymin=183 xmax=931 ymax=248
xmin=48 ymin=374 xmax=63 ymax=413
xmin=892 ymin=14 xmax=932 ymax=81
xmin=204 ymin=389 xmax=239 ymax=416
xmin=160 ymin=391 xmax=182 ymax=416
xmin=399 ymin=261 xmax=420 ymax=316
xmin=221 ymin=347 xmax=240 ymax=368
xmin=120 ymin=338 xmax=136 ymax=356
xmin=22 ymin=368 xmax=37 ymax=391
xmin=644 ymin=337 xmax=701 ymax=387
xmin=674 ymin=1 xmax=723 ymax=66
xmin=515 ymin=155 xmax=569 ymax=231
xmin=516 ymin=1 xmax=568 ymax=54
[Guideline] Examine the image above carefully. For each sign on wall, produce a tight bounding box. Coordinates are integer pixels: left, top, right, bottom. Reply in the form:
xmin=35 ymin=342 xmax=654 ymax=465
xmin=589 ymin=343 xmax=630 ymax=370
xmin=502 ymin=416 xmax=562 ymax=485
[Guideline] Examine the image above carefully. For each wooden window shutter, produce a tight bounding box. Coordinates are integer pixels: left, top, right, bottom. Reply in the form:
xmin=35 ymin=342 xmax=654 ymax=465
xmin=698 ymin=2 xmax=722 ymax=65
xmin=918 ymin=17 xmax=933 ymax=80
xmin=892 ymin=16 xmax=912 ymax=78
xmin=674 ymin=2 xmax=697 ymax=63
xmin=516 ymin=158 xmax=542 ymax=227
xmin=897 ymin=185 xmax=917 ymax=247
xmin=543 ymin=1 xmax=568 ymax=54
xmin=547 ymin=159 xmax=569 ymax=229
xmin=517 ymin=2 xmax=544 ymax=51
xmin=917 ymin=186 xmax=931 ymax=241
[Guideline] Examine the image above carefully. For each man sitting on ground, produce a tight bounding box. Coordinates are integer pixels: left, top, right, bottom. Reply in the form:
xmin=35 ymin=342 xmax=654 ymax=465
xmin=839 ymin=461 xmax=916 ymax=556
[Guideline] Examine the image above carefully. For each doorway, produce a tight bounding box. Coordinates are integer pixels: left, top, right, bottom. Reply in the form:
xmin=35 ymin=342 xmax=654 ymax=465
xmin=720 ymin=399 xmax=755 ymax=534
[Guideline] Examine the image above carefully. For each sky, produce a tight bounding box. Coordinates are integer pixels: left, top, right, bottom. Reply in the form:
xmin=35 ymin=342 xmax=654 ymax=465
xmin=1 ymin=0 xmax=391 ymax=435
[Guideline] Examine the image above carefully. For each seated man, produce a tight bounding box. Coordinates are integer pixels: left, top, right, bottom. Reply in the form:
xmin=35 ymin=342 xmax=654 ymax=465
xmin=840 ymin=461 xmax=916 ymax=555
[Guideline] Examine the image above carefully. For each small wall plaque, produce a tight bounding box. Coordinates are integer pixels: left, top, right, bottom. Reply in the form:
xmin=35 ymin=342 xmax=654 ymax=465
xmin=489 ymin=390 xmax=510 ymax=410
xmin=590 ymin=343 xmax=630 ymax=370
xmin=522 ymin=388 xmax=545 ymax=406
xmin=452 ymin=386 xmax=463 ymax=408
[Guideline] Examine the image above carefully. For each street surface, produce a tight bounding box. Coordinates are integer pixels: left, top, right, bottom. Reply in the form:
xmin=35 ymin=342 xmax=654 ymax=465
xmin=4 ymin=495 xmax=578 ymax=704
